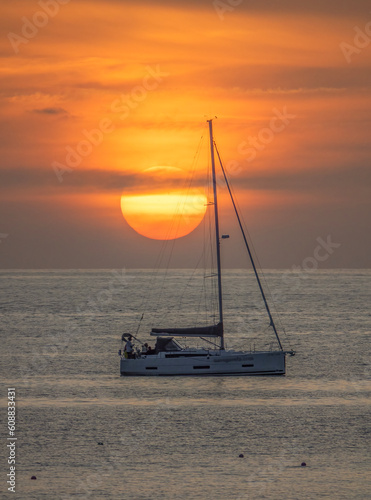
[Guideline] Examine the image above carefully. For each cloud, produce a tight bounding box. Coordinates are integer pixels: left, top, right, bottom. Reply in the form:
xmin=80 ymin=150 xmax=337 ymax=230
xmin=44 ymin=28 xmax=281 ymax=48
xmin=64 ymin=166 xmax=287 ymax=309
xmin=81 ymin=0 xmax=371 ymax=17
xmin=31 ymin=107 xmax=69 ymax=115
xmin=0 ymin=167 xmax=203 ymax=193
xmin=191 ymin=65 xmax=371 ymax=93
xmin=234 ymin=164 xmax=371 ymax=198
xmin=1 ymin=164 xmax=370 ymax=204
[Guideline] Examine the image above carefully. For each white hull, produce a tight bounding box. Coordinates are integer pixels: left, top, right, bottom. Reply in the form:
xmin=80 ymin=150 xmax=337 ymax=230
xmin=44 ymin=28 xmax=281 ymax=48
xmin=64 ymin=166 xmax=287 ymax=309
xmin=120 ymin=349 xmax=286 ymax=376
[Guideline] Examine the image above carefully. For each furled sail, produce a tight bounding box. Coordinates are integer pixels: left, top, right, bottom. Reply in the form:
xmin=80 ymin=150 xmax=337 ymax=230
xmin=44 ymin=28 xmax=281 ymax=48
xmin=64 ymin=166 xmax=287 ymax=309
xmin=151 ymin=322 xmax=223 ymax=337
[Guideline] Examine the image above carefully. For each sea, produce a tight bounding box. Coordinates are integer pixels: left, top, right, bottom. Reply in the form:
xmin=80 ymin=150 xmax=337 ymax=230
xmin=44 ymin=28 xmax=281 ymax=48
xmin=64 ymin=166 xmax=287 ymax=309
xmin=0 ymin=269 xmax=370 ymax=500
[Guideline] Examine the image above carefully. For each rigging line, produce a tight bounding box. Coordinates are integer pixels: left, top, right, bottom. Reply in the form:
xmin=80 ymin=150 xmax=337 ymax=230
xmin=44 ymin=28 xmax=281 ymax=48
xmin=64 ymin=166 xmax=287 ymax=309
xmin=138 ymin=205 xmax=185 ymax=330
xmin=134 ymin=251 xmax=169 ymax=334
xmin=229 ymin=198 xmax=282 ymax=331
xmin=176 ymin=249 xmax=207 ymax=319
xmin=199 ymin=337 xmax=220 ymax=348
xmin=214 ymin=141 xmax=284 ymax=351
xmin=135 ymin=313 xmax=144 ymax=336
xmin=211 ymin=161 xmax=293 ymax=351
xmin=184 ymin=128 xmax=218 ymax=324
xmin=133 ymin=132 xmax=203 ymax=335
xmin=206 ymin=224 xmax=218 ymax=324
xmin=205 ymin=145 xmax=218 ymax=324
xmin=203 ymin=179 xmax=217 ymax=323
xmin=230 ymin=206 xmax=290 ymax=347
xmin=162 ymin=133 xmax=207 ymax=300
xmin=147 ymin=130 xmax=208 ymax=328
xmin=163 ymin=128 xmax=208 ymax=244
xmin=201 ymin=184 xmax=207 ymax=324
xmin=166 ymin=135 xmax=204 ymax=242
xmin=201 ymin=272 xmax=209 ymax=325
xmin=167 ymin=126 xmax=207 ymax=240
xmin=202 ymin=181 xmax=209 ymax=325
xmin=140 ymin=235 xmax=173 ymax=327
xmin=208 ymin=120 xmax=224 ymax=339
xmin=195 ymin=248 xmax=216 ymax=325
xmin=159 ymin=130 xmax=206 ymax=250
xmin=129 ymin=203 xmax=176 ymax=331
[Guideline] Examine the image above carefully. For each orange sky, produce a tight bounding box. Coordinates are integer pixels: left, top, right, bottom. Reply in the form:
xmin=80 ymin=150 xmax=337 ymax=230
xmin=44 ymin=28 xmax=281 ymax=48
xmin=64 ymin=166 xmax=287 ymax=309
xmin=1 ymin=0 xmax=370 ymax=268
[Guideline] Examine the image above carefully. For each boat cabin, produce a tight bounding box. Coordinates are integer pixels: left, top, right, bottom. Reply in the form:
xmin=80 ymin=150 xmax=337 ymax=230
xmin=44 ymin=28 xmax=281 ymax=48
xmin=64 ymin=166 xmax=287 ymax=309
xmin=154 ymin=337 xmax=183 ymax=354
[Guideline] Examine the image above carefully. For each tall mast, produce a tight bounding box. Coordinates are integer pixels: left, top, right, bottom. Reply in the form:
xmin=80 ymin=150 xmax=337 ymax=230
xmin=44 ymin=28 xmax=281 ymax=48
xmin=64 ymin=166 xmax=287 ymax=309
xmin=207 ymin=119 xmax=224 ymax=349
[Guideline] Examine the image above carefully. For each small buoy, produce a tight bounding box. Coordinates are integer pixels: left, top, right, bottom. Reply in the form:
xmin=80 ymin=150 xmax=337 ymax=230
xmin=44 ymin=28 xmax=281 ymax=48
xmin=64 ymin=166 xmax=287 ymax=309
xmin=97 ymin=442 xmax=104 ymax=445
xmin=31 ymin=476 xmax=37 ymax=480
xmin=239 ymin=453 xmax=244 ymax=458
xmin=301 ymin=462 xmax=306 ymax=467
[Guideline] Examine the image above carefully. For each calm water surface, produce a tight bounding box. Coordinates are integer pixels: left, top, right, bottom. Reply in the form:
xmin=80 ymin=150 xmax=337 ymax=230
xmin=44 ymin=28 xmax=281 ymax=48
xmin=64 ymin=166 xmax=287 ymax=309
xmin=1 ymin=270 xmax=370 ymax=499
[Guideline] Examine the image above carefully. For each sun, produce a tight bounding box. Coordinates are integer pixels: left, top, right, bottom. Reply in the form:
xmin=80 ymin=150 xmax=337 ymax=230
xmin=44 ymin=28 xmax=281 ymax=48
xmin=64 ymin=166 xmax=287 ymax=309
xmin=120 ymin=167 xmax=207 ymax=240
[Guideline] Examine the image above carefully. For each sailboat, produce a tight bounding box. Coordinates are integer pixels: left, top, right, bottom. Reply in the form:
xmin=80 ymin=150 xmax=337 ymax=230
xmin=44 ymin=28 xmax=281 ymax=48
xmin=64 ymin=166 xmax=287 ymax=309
xmin=119 ymin=119 xmax=295 ymax=376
